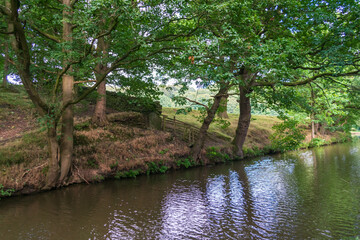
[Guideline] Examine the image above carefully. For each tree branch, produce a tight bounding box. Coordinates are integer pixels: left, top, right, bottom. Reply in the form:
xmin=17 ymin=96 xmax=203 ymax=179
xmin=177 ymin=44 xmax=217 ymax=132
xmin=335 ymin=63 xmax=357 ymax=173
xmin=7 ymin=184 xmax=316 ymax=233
xmin=70 ymin=0 xmax=78 ymax=7
xmin=74 ymin=80 xmax=96 ymax=84
xmin=0 ymin=4 xmax=11 ymax=16
xmin=0 ymin=30 xmax=14 ymax=34
xmin=255 ymin=70 xmax=360 ymax=87
xmin=182 ymin=97 xmax=209 ymax=110
xmin=30 ymin=24 xmax=61 ymax=43
xmin=52 ymin=64 xmax=71 ymax=99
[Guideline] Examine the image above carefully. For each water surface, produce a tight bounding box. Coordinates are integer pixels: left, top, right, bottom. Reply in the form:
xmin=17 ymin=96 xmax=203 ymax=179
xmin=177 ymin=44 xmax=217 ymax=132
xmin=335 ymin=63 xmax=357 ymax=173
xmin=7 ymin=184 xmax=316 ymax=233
xmin=1 ymin=142 xmax=359 ymax=239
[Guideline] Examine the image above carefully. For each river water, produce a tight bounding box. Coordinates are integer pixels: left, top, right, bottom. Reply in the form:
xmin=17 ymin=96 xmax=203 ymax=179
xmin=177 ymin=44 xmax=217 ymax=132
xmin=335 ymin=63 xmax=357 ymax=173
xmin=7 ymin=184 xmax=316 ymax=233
xmin=0 ymin=142 xmax=359 ymax=239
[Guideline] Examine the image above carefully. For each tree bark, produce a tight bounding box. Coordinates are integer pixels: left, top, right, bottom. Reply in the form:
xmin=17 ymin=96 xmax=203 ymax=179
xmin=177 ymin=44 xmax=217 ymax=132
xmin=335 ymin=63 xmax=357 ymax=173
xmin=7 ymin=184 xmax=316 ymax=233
xmin=217 ymin=96 xmax=229 ymax=119
xmin=6 ymin=0 xmax=60 ymax=188
xmin=311 ymin=119 xmax=315 ymax=139
xmin=310 ymin=84 xmax=315 ymax=140
xmin=232 ymin=86 xmax=252 ymax=158
xmin=191 ymin=87 xmax=229 ymax=161
xmin=92 ymin=36 xmax=109 ymax=126
xmin=43 ymin=127 xmax=60 ymax=190
xmin=92 ymin=79 xmax=108 ymax=126
xmin=59 ymin=0 xmax=74 ymax=183
xmin=2 ymin=39 xmax=9 ymax=88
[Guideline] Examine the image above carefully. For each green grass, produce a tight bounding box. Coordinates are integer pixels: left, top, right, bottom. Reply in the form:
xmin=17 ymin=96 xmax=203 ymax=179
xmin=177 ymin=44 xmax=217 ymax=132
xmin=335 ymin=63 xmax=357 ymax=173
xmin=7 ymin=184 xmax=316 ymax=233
xmin=162 ymin=107 xmax=281 ymax=148
xmin=0 ymin=131 xmax=47 ymax=166
xmin=0 ymin=85 xmax=34 ymax=109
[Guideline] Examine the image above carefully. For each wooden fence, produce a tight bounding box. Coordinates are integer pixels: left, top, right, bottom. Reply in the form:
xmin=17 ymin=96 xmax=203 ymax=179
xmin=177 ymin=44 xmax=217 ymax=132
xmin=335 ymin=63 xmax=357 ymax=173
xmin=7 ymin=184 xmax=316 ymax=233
xmin=161 ymin=115 xmax=217 ymax=145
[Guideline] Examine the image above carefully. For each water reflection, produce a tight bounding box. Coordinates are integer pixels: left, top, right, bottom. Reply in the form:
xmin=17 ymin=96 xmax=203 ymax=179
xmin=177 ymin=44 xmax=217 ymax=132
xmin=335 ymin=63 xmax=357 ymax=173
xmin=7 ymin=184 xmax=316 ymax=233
xmin=0 ymin=142 xmax=359 ymax=239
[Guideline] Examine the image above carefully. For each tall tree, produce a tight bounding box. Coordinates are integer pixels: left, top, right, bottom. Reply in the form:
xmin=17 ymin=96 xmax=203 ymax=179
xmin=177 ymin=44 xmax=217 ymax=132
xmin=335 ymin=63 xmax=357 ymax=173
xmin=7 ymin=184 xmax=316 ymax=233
xmin=0 ymin=0 xmax=202 ymax=187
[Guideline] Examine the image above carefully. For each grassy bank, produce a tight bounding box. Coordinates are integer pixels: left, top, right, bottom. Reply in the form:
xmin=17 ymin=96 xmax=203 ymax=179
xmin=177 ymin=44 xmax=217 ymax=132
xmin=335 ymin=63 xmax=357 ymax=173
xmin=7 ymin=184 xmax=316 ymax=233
xmin=0 ymin=87 xmax=349 ymax=197
xmin=162 ymin=107 xmax=282 ymax=150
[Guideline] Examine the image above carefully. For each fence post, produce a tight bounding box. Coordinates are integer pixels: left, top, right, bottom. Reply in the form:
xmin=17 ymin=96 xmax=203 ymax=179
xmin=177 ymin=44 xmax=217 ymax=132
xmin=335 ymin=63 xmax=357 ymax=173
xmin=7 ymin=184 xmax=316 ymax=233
xmin=173 ymin=116 xmax=176 ymax=134
xmin=162 ymin=115 xmax=165 ymax=131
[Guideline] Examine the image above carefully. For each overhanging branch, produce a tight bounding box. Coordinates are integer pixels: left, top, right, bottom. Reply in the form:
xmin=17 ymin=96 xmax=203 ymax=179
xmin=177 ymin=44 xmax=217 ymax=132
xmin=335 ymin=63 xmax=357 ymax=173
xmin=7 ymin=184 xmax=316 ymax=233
xmin=30 ymin=24 xmax=61 ymax=43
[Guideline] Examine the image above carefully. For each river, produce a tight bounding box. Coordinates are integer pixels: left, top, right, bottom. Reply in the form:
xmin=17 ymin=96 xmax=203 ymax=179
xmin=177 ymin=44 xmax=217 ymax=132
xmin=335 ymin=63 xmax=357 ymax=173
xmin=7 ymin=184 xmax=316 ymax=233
xmin=0 ymin=142 xmax=359 ymax=239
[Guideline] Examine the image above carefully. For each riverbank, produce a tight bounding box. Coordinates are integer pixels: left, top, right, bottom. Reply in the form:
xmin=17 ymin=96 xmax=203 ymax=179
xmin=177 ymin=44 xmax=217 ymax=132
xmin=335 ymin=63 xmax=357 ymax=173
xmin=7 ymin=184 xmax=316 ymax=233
xmin=0 ymin=87 xmax=349 ymax=197
xmin=0 ymin=110 xmax=347 ymax=197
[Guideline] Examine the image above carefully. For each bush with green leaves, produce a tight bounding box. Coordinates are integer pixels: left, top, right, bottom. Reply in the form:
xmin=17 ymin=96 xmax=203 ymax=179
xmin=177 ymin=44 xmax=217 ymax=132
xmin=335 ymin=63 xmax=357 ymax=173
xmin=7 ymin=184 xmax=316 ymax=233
xmin=308 ymin=138 xmax=327 ymax=148
xmin=270 ymin=118 xmax=305 ymax=152
xmin=176 ymin=158 xmax=196 ymax=168
xmin=146 ymin=161 xmax=168 ymax=175
xmin=115 ymin=169 xmax=141 ymax=179
xmin=206 ymin=147 xmax=230 ymax=162
xmin=0 ymin=184 xmax=14 ymax=199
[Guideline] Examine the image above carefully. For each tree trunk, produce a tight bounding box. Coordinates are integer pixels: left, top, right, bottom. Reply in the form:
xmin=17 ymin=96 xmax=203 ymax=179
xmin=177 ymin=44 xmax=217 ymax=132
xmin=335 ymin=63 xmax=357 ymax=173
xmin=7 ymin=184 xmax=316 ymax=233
xmin=217 ymin=96 xmax=229 ymax=119
xmin=314 ymin=122 xmax=319 ymax=135
xmin=91 ymin=36 xmax=109 ymax=126
xmin=232 ymin=86 xmax=252 ymax=158
xmin=92 ymin=79 xmax=108 ymax=126
xmin=2 ymin=39 xmax=9 ymax=88
xmin=311 ymin=119 xmax=315 ymax=140
xmin=191 ymin=87 xmax=228 ymax=161
xmin=319 ymin=122 xmax=326 ymax=135
xmin=43 ymin=127 xmax=60 ymax=189
xmin=59 ymin=0 xmax=74 ymax=183
xmin=310 ymin=84 xmax=315 ymax=140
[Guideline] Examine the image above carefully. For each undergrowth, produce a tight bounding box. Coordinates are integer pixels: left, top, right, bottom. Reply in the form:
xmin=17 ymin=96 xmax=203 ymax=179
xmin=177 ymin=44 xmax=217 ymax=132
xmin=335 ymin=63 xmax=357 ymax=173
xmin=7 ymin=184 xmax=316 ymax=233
xmin=146 ymin=161 xmax=168 ymax=175
xmin=0 ymin=184 xmax=14 ymax=199
xmin=115 ymin=169 xmax=141 ymax=179
xmin=176 ymin=158 xmax=196 ymax=168
xmin=206 ymin=147 xmax=230 ymax=162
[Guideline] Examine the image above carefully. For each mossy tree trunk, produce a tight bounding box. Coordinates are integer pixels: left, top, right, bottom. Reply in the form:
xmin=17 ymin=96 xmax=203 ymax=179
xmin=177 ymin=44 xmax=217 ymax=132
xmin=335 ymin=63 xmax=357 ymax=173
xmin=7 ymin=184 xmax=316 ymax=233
xmin=217 ymin=96 xmax=229 ymax=119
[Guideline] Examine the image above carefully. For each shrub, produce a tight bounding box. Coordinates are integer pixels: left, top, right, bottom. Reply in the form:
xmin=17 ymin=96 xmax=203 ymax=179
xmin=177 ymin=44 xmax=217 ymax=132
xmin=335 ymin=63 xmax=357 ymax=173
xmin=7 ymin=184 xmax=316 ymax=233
xmin=115 ymin=169 xmax=141 ymax=179
xmin=308 ymin=138 xmax=326 ymax=148
xmin=0 ymin=184 xmax=14 ymax=199
xmin=146 ymin=161 xmax=168 ymax=175
xmin=176 ymin=158 xmax=195 ymax=168
xmin=86 ymin=159 xmax=99 ymax=169
xmin=206 ymin=147 xmax=230 ymax=162
xmin=270 ymin=118 xmax=305 ymax=152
